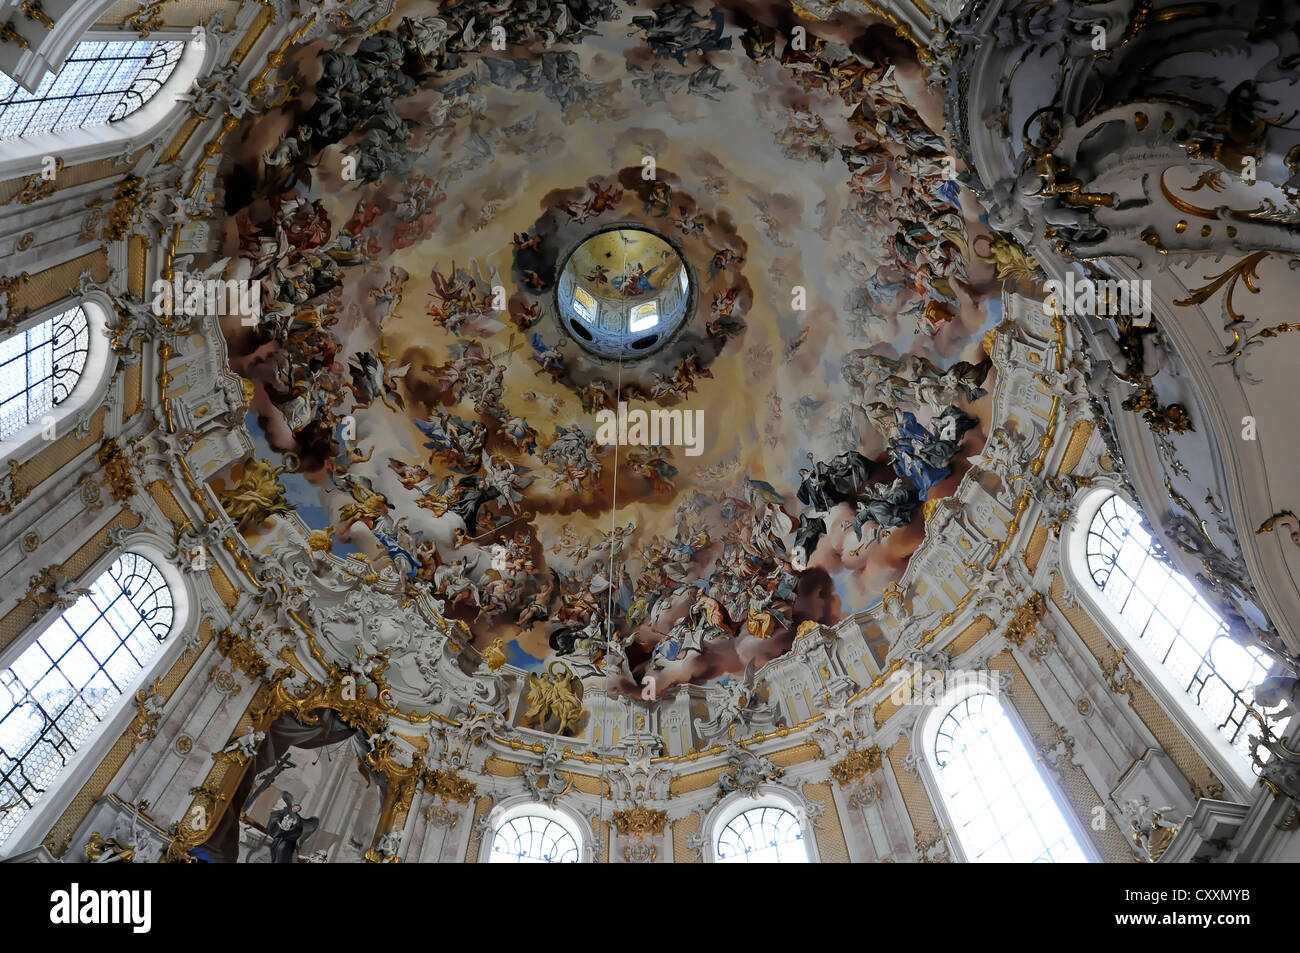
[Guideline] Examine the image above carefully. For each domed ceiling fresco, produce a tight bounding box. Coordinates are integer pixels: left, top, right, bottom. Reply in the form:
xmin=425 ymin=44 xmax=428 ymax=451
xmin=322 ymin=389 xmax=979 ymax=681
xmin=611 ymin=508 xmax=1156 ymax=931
xmin=209 ymin=0 xmax=1006 ymax=697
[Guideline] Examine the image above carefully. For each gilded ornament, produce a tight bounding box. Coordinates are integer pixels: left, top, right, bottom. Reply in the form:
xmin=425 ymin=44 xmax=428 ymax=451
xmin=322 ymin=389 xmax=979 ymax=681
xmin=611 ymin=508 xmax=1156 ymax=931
xmin=612 ymin=805 xmax=668 ymax=839
xmin=215 ymin=627 xmax=268 ymax=680
xmin=1173 ymin=251 xmax=1269 ymax=324
xmin=972 ymin=233 xmax=1042 ymax=285
xmin=624 ymin=842 xmax=658 ymax=862
xmin=99 ymin=176 xmax=148 ymax=242
xmin=1256 ymin=510 xmax=1300 ymax=548
xmin=217 ymin=458 xmax=292 ymax=532
xmin=1003 ymin=592 xmax=1047 ymax=648
xmin=424 ymin=768 xmax=477 ymax=804
xmin=480 ymin=636 xmax=507 ymax=672
xmin=96 ymin=437 xmax=137 ymax=502
xmin=522 ymin=661 xmax=586 ymax=736
xmin=1121 ymin=383 xmax=1193 ymax=435
xmin=84 ymin=833 xmax=134 ymax=863
xmin=0 ymin=20 xmax=29 ymax=49
xmin=129 ymin=677 xmax=167 ymax=750
xmin=4 ymin=161 xmax=60 ymax=206
xmin=20 ymin=1 xmax=52 ymax=28
xmin=830 ymin=744 xmax=882 ymax=785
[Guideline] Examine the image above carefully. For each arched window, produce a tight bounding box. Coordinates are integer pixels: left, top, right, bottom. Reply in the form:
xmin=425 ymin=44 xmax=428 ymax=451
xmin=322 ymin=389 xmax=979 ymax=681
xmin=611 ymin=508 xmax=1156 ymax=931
xmin=1084 ymin=494 xmax=1272 ymax=759
xmin=572 ymin=287 xmax=597 ymax=324
xmin=0 ymin=39 xmax=184 ymax=140
xmin=489 ymin=809 xmax=581 ymax=863
xmin=0 ymin=304 xmax=90 ymax=442
xmin=629 ymin=300 xmax=659 ymax=332
xmin=0 ymin=552 xmax=174 ymax=848
xmin=716 ymin=805 xmax=808 ymax=863
xmin=930 ymin=691 xmax=1088 ymax=863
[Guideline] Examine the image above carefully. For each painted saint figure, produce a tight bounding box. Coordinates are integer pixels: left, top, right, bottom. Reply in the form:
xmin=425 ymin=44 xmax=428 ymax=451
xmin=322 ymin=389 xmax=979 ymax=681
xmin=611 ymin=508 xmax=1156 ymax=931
xmin=267 ymin=793 xmax=319 ymax=864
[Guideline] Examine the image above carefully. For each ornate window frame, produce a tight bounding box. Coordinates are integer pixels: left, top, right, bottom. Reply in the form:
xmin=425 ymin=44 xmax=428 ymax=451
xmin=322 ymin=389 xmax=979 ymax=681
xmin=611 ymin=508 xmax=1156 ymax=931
xmin=0 ymin=536 xmax=195 ymax=857
xmin=1061 ymin=487 xmax=1258 ymax=798
xmin=0 ymin=28 xmax=208 ymax=180
xmin=702 ymin=784 xmax=818 ymax=863
xmin=0 ymin=293 xmax=114 ymax=470
xmin=479 ymin=797 xmax=591 ymax=864
xmin=916 ymin=679 xmax=1099 ymax=863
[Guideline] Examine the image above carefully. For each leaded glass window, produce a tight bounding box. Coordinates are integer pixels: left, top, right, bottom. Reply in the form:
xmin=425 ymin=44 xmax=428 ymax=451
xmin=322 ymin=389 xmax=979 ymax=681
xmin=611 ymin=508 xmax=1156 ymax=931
xmin=0 ymin=553 xmax=174 ymax=847
xmin=1086 ymin=494 xmax=1273 ymax=758
xmin=489 ymin=814 xmax=580 ymax=863
xmin=932 ymin=691 xmax=1088 ymax=863
xmin=716 ymin=805 xmax=808 ymax=863
xmin=0 ymin=39 xmax=185 ymax=140
xmin=0 ymin=304 xmax=90 ymax=444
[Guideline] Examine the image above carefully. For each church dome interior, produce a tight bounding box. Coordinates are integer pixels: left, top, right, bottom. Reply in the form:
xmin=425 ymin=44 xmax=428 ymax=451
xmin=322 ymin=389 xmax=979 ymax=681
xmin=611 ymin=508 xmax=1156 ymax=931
xmin=0 ymin=0 xmax=1299 ymax=892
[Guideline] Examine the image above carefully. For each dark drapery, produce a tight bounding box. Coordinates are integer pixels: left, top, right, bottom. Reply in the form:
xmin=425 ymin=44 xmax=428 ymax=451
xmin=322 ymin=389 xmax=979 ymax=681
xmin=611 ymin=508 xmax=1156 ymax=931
xmin=200 ymin=710 xmax=382 ymax=863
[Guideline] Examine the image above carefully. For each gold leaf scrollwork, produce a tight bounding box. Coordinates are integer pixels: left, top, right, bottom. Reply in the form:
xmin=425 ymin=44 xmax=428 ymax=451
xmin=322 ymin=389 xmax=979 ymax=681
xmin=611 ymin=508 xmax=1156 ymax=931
xmin=612 ymin=805 xmax=668 ymax=839
xmin=972 ymin=233 xmax=1043 ymax=286
xmin=423 ymin=768 xmax=477 ymax=805
xmin=2 ymin=161 xmax=60 ymax=207
xmin=84 ymin=832 xmax=135 ymax=863
xmin=1173 ymin=251 xmax=1270 ymax=325
xmin=99 ymin=175 xmax=148 ymax=242
xmin=829 ymin=745 xmax=883 ymax=785
xmin=1003 ymin=592 xmax=1047 ymax=648
xmin=215 ymin=627 xmax=269 ymax=680
xmin=1101 ymin=648 xmax=1136 ymax=696
xmin=0 ymin=21 xmax=30 ymax=50
xmin=1257 ymin=510 xmax=1300 ymax=547
xmin=96 ymin=437 xmax=137 ymax=502
xmin=129 ymin=677 xmax=166 ymax=750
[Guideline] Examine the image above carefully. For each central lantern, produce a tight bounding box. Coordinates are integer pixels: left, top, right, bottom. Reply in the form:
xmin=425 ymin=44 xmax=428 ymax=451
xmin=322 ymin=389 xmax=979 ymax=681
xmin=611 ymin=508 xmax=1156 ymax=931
xmin=555 ymin=226 xmax=694 ymax=361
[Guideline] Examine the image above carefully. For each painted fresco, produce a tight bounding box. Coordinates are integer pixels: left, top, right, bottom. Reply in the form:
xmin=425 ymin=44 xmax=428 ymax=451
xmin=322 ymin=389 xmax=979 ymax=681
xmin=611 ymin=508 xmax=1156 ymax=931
xmin=208 ymin=0 xmax=1007 ymax=696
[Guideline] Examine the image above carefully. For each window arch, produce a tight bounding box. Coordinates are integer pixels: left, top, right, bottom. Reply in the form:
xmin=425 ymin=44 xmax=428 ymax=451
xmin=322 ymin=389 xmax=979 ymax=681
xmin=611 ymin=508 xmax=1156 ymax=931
xmin=0 ymin=38 xmax=184 ymax=140
xmin=572 ymin=287 xmax=597 ymax=324
xmin=705 ymin=789 xmax=815 ymax=863
xmin=0 ymin=303 xmax=90 ymax=443
xmin=716 ymin=804 xmax=808 ymax=863
xmin=0 ymin=32 xmax=204 ymax=181
xmin=1082 ymin=493 xmax=1273 ymax=760
xmin=928 ymin=690 xmax=1089 ymax=863
xmin=0 ymin=551 xmax=175 ymax=848
xmin=629 ymin=300 xmax=659 ymax=332
xmin=487 ymin=803 xmax=584 ymax=863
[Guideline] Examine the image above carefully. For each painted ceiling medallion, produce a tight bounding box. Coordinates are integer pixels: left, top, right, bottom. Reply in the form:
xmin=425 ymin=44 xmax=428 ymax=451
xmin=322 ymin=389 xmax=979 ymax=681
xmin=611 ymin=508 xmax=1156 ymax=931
xmin=555 ymin=226 xmax=692 ymax=361
xmin=209 ymin=0 xmax=1002 ymax=703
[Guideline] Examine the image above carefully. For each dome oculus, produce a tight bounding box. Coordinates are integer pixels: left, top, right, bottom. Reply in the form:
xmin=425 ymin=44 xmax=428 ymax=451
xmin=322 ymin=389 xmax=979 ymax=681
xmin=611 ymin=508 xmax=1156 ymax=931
xmin=555 ymin=228 xmax=692 ymax=360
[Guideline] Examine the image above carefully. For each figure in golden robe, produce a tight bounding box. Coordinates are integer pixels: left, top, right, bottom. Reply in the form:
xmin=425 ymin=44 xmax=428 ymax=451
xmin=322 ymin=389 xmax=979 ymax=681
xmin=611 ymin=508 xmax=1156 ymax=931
xmin=218 ymin=458 xmax=292 ymax=532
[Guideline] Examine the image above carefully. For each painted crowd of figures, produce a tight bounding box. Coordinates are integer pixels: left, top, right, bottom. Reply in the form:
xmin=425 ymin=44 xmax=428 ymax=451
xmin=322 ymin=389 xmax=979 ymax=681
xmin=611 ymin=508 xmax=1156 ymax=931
xmin=215 ymin=1 xmax=991 ymax=697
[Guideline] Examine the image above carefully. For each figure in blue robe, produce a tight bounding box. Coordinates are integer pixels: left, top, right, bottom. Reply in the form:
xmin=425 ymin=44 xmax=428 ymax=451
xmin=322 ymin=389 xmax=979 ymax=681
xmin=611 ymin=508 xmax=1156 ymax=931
xmin=373 ymin=528 xmax=419 ymax=579
xmin=889 ymin=411 xmax=952 ymax=500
